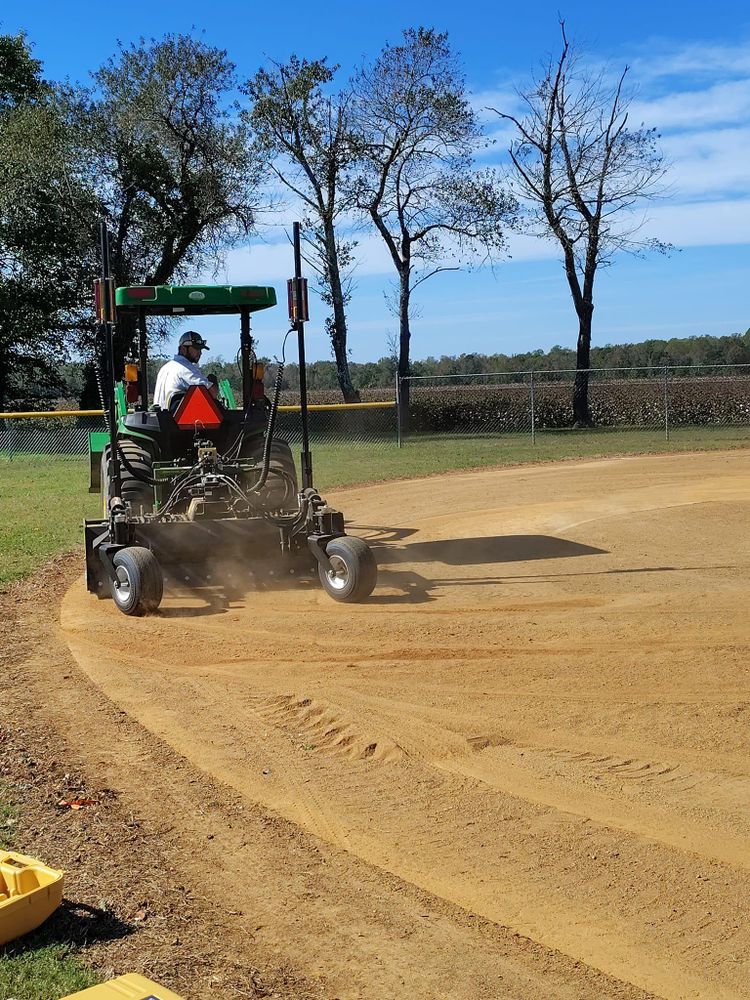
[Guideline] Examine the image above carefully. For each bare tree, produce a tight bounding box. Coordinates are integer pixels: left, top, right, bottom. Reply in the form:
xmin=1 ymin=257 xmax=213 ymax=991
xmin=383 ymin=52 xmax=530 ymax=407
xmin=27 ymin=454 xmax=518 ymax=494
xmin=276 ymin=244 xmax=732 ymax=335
xmin=245 ymin=57 xmax=360 ymax=401
xmin=492 ymin=23 xmax=670 ymax=425
xmin=352 ymin=27 xmax=514 ymax=429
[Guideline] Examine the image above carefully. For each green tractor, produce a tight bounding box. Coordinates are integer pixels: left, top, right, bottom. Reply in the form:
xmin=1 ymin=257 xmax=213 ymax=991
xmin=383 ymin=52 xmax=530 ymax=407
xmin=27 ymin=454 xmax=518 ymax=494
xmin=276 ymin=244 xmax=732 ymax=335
xmin=85 ymin=222 xmax=377 ymax=615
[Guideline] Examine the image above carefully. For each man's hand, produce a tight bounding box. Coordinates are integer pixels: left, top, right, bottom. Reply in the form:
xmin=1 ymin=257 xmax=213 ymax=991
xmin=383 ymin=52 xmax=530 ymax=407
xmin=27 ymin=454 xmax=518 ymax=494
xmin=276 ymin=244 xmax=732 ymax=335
xmin=207 ymin=373 xmax=219 ymax=399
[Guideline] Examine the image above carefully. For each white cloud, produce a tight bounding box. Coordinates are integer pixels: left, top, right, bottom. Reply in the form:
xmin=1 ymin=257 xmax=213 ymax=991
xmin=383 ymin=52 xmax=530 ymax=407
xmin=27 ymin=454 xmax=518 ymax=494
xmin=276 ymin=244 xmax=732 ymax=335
xmin=644 ymin=197 xmax=750 ymax=247
xmin=660 ymin=126 xmax=750 ymax=197
xmin=206 ymin=230 xmax=398 ymax=285
xmin=505 ymin=232 xmax=559 ymax=262
xmin=507 ymin=199 xmax=750 ymax=255
xmin=631 ymin=39 xmax=750 ymax=82
xmin=626 ymin=39 xmax=750 ymax=243
xmin=469 ymin=84 xmax=523 ymax=122
xmin=485 ymin=37 xmax=750 ymax=255
xmin=630 ymin=78 xmax=750 ymax=130
xmin=474 ymin=122 xmax=518 ymax=159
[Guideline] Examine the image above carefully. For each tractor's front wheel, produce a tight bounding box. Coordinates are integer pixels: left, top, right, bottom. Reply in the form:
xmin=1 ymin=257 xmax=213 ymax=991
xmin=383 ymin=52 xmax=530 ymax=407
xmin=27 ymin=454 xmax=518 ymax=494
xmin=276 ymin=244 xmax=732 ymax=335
xmin=318 ymin=536 xmax=377 ymax=603
xmin=111 ymin=546 xmax=163 ymax=616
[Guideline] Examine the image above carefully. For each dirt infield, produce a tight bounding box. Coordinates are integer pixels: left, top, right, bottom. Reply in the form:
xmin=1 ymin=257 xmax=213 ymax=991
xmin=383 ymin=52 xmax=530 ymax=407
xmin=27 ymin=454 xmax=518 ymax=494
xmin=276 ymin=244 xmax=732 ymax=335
xmin=22 ymin=451 xmax=750 ymax=997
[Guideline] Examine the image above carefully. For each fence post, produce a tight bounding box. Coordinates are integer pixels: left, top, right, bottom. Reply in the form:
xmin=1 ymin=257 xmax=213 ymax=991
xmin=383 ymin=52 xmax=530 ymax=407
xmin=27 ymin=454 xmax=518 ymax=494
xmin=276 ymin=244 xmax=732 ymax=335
xmin=530 ymin=370 xmax=536 ymax=444
xmin=395 ymin=376 xmax=402 ymax=448
xmin=663 ymin=365 xmax=670 ymax=442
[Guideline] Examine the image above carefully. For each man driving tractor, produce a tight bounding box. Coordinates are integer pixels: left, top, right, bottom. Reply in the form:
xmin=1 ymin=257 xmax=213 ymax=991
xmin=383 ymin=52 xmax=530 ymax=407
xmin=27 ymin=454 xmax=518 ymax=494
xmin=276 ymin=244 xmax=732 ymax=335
xmin=153 ymin=330 xmax=218 ymax=411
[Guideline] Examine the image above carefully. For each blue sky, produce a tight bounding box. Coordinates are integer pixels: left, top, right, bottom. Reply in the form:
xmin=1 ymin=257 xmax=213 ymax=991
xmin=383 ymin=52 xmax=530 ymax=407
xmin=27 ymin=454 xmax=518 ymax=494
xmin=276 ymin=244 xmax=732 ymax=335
xmin=3 ymin=0 xmax=749 ymax=363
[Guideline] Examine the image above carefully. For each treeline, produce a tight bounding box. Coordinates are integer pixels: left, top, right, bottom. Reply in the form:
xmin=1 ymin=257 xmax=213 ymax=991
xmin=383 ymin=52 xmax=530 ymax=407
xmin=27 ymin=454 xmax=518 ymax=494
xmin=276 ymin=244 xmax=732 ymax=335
xmin=45 ymin=329 xmax=750 ymax=403
xmin=274 ymin=329 xmax=750 ymax=390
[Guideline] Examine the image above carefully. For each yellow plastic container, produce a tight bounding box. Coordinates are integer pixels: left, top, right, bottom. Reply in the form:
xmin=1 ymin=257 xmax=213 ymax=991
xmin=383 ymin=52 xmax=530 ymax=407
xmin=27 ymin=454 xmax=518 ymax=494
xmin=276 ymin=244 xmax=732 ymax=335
xmin=0 ymin=850 xmax=64 ymax=946
xmin=64 ymin=974 xmax=185 ymax=999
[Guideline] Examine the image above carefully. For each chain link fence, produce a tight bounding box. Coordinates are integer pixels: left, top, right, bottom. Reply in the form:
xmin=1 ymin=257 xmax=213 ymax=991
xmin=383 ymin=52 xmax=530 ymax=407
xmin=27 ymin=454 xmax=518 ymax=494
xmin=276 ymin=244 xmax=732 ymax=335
xmin=3 ymin=364 xmax=750 ymax=460
xmin=398 ymin=364 xmax=750 ymax=444
xmin=0 ymin=404 xmax=398 ymax=460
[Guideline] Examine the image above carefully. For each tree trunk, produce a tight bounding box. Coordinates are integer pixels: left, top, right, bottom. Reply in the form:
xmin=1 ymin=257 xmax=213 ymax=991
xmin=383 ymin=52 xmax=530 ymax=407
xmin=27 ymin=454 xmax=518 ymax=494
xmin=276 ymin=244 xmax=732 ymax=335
xmin=330 ymin=328 xmax=359 ymax=403
xmin=573 ymin=303 xmax=594 ymax=426
xmin=324 ymin=225 xmax=360 ymax=402
xmin=397 ymin=269 xmax=411 ymax=435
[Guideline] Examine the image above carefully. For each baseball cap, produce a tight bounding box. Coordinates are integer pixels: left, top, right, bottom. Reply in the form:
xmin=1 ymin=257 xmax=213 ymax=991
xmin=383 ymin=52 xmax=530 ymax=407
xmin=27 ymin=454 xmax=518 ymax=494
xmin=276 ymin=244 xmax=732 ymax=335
xmin=179 ymin=330 xmax=209 ymax=351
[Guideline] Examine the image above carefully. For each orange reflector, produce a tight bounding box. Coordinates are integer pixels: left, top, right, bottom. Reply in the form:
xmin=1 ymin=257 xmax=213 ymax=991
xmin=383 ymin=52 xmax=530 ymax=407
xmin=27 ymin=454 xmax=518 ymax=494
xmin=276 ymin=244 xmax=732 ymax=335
xmin=173 ymin=385 xmax=223 ymax=430
xmin=124 ymin=363 xmax=138 ymax=382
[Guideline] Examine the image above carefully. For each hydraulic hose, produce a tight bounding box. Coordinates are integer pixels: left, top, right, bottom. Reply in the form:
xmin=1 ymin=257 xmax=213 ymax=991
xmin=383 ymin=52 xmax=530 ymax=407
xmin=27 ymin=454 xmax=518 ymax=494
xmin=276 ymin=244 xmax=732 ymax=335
xmin=116 ymin=444 xmax=161 ymax=487
xmin=94 ymin=352 xmax=109 ymax=432
xmin=249 ymin=360 xmax=285 ymax=495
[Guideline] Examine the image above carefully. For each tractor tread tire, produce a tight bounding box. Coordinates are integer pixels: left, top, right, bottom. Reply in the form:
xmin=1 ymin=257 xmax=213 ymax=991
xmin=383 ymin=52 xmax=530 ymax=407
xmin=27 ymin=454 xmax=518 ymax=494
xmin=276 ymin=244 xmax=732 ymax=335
xmin=102 ymin=439 xmax=154 ymax=514
xmin=241 ymin=436 xmax=298 ymax=510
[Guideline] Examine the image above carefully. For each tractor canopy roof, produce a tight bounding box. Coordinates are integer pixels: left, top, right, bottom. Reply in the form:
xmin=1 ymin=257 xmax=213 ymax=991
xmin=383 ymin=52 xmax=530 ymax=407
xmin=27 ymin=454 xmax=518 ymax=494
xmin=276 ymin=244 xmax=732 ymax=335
xmin=115 ymin=284 xmax=277 ymax=315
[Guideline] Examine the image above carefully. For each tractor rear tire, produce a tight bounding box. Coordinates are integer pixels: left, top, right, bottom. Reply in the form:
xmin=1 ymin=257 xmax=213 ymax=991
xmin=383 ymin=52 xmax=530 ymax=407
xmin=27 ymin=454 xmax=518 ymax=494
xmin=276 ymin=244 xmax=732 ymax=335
xmin=318 ymin=536 xmax=377 ymax=603
xmin=102 ymin=440 xmax=154 ymax=514
xmin=241 ymin=437 xmax=298 ymax=510
xmin=111 ymin=546 xmax=163 ymax=616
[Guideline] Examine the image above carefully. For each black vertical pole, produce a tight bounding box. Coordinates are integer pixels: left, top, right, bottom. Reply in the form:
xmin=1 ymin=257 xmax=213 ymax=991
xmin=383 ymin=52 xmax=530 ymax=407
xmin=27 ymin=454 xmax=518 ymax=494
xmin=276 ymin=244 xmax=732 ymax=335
xmin=240 ymin=306 xmax=252 ymax=410
xmin=100 ymin=220 xmax=121 ymax=502
xmin=294 ymin=222 xmax=313 ymax=489
xmin=137 ymin=306 xmax=148 ymax=406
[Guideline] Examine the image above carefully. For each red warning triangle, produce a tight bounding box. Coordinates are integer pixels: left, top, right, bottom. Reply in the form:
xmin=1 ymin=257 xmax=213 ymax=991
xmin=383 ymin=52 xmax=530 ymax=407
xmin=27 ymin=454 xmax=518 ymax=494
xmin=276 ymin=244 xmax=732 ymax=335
xmin=173 ymin=384 xmax=224 ymax=430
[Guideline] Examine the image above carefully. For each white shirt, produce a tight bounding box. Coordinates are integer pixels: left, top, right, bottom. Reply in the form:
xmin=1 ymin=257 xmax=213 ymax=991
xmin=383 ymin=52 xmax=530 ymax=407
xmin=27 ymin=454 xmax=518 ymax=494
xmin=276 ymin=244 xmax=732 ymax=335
xmin=153 ymin=355 xmax=210 ymax=409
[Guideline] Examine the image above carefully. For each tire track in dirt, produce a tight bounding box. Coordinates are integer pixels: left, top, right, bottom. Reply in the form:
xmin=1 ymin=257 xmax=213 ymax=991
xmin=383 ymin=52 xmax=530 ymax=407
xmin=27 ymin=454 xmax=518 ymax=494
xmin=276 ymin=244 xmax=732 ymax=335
xmin=434 ymin=745 xmax=750 ymax=870
xmin=55 ymin=638 xmax=750 ymax=1000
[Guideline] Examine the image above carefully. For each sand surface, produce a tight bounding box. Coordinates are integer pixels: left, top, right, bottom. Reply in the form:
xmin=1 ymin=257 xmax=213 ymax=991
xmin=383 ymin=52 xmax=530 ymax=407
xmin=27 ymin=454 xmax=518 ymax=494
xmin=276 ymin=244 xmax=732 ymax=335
xmin=58 ymin=451 xmax=750 ymax=999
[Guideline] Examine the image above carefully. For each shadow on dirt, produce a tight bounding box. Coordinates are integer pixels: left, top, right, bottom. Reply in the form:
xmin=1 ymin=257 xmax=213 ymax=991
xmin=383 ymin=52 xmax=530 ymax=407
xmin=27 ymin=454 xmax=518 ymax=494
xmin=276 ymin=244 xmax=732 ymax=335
xmin=370 ymin=561 xmax=738 ymax=605
xmin=346 ymin=524 xmax=420 ymax=544
xmin=155 ymin=532 xmax=609 ymax=612
xmin=0 ymin=899 xmax=134 ymax=958
xmin=359 ymin=531 xmax=609 ymax=605
xmin=371 ymin=534 xmax=608 ymax=566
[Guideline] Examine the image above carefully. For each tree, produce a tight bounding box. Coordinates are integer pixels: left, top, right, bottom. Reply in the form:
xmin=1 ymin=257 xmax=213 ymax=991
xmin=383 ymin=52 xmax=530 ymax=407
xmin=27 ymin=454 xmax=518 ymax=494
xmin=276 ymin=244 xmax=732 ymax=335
xmin=0 ymin=34 xmax=95 ymax=410
xmin=493 ymin=22 xmax=670 ymax=425
xmin=0 ymin=33 xmax=44 ymax=108
xmin=245 ymin=56 xmax=360 ymax=401
xmin=70 ymin=34 xmax=266 ymax=405
xmin=351 ymin=27 xmax=514 ymax=429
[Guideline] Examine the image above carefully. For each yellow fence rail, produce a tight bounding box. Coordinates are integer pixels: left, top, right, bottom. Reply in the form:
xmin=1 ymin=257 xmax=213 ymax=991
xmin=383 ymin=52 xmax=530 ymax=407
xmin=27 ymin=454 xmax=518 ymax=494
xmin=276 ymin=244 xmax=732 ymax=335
xmin=0 ymin=409 xmax=105 ymax=419
xmin=0 ymin=401 xmax=398 ymax=458
xmin=0 ymin=402 xmax=395 ymax=419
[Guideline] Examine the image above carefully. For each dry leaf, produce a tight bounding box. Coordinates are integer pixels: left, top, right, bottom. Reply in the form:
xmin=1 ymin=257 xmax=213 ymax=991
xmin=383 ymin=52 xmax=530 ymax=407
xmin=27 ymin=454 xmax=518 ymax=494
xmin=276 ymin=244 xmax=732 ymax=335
xmin=57 ymin=797 xmax=96 ymax=810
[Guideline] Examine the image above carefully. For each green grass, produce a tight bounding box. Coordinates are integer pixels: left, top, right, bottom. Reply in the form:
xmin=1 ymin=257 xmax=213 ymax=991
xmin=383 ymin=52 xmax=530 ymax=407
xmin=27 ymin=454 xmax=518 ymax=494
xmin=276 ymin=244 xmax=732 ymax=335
xmin=313 ymin=425 xmax=750 ymax=490
xmin=0 ymin=459 xmax=99 ymax=586
xmin=0 ymin=945 xmax=99 ymax=999
xmin=1 ymin=426 xmax=748 ymax=586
